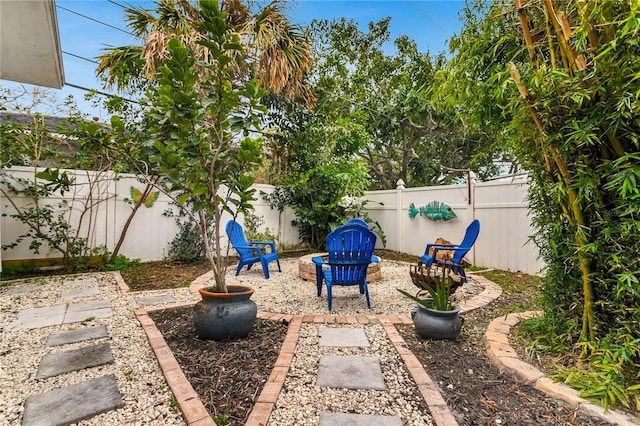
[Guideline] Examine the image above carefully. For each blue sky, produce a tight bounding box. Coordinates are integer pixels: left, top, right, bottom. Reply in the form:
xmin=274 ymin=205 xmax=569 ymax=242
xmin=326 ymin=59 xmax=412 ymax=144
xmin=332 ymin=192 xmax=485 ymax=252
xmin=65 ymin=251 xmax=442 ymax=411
xmin=3 ymin=0 xmax=465 ymax=119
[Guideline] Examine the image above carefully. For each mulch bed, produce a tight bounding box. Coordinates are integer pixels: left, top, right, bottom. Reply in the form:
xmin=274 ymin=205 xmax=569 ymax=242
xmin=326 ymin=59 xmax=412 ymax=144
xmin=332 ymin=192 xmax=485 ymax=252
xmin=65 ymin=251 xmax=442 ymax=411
xmin=398 ymin=288 xmax=608 ymax=425
xmin=149 ymin=306 xmax=288 ymax=424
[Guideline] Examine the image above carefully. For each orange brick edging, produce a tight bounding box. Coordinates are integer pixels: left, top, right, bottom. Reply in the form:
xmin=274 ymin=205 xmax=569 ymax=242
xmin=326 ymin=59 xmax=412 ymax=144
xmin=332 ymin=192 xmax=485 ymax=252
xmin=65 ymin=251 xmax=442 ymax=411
xmin=484 ymin=311 xmax=640 ymax=426
xmin=383 ymin=324 xmax=459 ymax=426
xmin=134 ymin=308 xmax=215 ymax=426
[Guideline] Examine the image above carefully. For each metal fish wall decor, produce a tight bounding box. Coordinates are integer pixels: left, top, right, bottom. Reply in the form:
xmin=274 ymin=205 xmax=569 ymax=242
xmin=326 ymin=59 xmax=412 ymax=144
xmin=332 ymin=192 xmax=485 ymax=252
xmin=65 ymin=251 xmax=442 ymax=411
xmin=408 ymin=201 xmax=457 ymax=221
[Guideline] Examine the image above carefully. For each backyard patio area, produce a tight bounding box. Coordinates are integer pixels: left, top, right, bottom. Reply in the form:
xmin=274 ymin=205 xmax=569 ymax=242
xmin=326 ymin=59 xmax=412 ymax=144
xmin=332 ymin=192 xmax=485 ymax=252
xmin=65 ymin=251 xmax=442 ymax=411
xmin=1 ymin=256 xmax=631 ymax=425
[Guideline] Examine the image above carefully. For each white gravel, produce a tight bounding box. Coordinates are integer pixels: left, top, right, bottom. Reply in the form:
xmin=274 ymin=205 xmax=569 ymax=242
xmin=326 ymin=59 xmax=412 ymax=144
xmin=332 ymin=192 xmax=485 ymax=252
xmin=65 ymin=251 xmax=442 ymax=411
xmin=0 ymin=272 xmax=185 ymax=426
xmin=218 ymin=258 xmax=483 ymax=316
xmin=268 ymin=322 xmax=434 ymax=426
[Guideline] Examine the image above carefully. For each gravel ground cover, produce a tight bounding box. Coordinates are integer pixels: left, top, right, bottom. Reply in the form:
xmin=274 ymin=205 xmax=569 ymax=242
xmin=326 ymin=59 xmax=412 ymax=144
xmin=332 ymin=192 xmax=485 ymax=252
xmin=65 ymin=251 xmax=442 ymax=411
xmin=268 ymin=322 xmax=433 ymax=425
xmin=215 ymin=257 xmax=482 ymax=316
xmin=0 ymin=273 xmax=184 ymax=426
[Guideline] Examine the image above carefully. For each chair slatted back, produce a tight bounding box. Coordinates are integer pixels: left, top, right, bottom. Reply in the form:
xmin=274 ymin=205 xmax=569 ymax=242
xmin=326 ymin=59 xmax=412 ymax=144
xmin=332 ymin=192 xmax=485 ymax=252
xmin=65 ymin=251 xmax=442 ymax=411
xmin=452 ymin=219 xmax=480 ymax=264
xmin=326 ymin=224 xmax=376 ymax=286
xmin=226 ymin=221 xmax=253 ymax=259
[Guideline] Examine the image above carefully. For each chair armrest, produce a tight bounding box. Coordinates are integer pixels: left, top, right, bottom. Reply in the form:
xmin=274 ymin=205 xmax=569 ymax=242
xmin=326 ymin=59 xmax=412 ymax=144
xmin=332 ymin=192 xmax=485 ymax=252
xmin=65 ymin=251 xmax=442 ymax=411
xmin=426 ymin=243 xmax=459 ymax=251
xmin=233 ymin=244 xmax=263 ymax=254
xmin=312 ymin=256 xmax=325 ymax=266
xmin=371 ymin=255 xmax=380 ymax=263
xmin=432 ymin=246 xmax=470 ymax=263
xmin=248 ymin=241 xmax=276 ymax=252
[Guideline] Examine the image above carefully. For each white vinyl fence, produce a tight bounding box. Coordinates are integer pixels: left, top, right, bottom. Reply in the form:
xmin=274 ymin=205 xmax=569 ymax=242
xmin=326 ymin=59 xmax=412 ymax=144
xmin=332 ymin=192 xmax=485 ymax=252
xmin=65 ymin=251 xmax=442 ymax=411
xmin=1 ymin=167 xmax=543 ymax=274
xmin=361 ymin=175 xmax=544 ymax=275
xmin=0 ymin=167 xmax=299 ymax=266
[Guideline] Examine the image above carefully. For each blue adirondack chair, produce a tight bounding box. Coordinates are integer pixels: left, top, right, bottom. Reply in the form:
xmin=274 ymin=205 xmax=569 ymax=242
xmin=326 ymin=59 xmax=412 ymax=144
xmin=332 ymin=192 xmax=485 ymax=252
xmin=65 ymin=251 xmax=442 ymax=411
xmin=226 ymin=220 xmax=281 ymax=279
xmin=312 ymin=223 xmax=377 ymax=311
xmin=418 ymin=219 xmax=480 ymax=282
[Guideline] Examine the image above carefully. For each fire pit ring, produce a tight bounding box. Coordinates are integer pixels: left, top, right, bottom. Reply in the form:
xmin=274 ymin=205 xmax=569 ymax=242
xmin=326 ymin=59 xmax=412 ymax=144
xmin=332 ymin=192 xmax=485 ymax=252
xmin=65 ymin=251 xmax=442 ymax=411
xmin=298 ymin=253 xmax=382 ymax=283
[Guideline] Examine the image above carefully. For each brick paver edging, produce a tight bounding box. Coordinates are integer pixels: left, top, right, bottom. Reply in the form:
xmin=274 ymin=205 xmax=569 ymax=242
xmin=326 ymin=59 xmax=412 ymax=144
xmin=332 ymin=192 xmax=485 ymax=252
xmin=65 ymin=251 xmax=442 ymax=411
xmin=117 ymin=269 xmax=503 ymax=425
xmin=485 ymin=311 xmax=640 ymax=426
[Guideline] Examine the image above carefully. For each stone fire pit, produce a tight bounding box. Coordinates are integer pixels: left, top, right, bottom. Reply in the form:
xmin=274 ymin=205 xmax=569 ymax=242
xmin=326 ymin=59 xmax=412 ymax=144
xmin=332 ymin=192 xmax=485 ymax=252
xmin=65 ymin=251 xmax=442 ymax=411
xmin=298 ymin=253 xmax=382 ymax=283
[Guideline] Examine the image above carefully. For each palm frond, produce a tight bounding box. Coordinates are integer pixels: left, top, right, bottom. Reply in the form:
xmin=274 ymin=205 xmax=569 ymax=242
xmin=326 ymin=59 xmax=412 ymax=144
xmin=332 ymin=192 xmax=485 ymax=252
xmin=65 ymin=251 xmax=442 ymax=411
xmin=96 ymin=46 xmax=146 ymax=91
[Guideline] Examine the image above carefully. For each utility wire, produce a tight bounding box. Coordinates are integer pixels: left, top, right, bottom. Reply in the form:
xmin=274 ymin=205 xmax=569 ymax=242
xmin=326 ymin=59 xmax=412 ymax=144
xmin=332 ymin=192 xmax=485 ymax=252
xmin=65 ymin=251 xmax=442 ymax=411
xmin=403 ymin=0 xmax=449 ymax=33
xmin=56 ymin=4 xmax=132 ymax=36
xmin=106 ymin=0 xmax=130 ymax=10
xmin=64 ymin=82 xmax=139 ymax=104
xmin=62 ymin=51 xmax=99 ymax=64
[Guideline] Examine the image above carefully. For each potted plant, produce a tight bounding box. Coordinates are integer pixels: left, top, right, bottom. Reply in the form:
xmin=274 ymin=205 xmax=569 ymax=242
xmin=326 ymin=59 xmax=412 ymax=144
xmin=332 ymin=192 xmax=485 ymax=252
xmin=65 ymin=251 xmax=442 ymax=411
xmin=397 ymin=264 xmax=463 ymax=340
xmin=143 ymin=3 xmax=267 ymax=340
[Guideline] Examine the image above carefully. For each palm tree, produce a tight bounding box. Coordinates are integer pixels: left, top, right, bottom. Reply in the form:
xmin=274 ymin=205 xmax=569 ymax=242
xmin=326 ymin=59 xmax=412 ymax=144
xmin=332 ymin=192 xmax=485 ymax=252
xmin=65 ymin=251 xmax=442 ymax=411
xmin=96 ymin=0 xmax=314 ymax=106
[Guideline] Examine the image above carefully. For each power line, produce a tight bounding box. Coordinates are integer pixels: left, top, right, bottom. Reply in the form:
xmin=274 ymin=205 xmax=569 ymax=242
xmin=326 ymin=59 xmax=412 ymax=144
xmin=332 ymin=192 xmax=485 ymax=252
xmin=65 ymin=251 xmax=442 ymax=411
xmin=106 ymin=0 xmax=130 ymax=9
xmin=62 ymin=51 xmax=98 ymax=64
xmin=56 ymin=4 xmax=132 ymax=36
xmin=403 ymin=1 xmax=451 ymax=33
xmin=64 ymin=82 xmax=139 ymax=105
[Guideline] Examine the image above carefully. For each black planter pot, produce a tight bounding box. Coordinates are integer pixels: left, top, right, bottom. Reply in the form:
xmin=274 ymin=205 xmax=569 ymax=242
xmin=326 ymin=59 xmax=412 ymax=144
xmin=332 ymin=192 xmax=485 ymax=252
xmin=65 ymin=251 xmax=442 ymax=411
xmin=412 ymin=304 xmax=463 ymax=341
xmin=193 ymin=285 xmax=257 ymax=341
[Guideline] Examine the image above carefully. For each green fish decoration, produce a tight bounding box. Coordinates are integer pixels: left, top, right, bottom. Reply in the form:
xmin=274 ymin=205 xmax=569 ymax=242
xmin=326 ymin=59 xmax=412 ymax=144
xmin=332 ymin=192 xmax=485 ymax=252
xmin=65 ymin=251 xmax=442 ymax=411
xmin=408 ymin=203 xmax=420 ymax=220
xmin=408 ymin=201 xmax=456 ymax=221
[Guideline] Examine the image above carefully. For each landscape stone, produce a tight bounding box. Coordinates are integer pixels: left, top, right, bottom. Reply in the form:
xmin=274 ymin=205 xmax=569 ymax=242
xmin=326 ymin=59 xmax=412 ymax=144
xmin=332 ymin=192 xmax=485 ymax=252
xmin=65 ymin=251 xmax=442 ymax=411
xmin=319 ymin=412 xmax=403 ymax=426
xmin=4 ymin=305 xmax=66 ymax=331
xmin=319 ymin=327 xmax=370 ymax=347
xmin=46 ymin=326 xmax=109 ymax=347
xmin=22 ymin=375 xmax=122 ymax=426
xmin=37 ymin=342 xmax=114 ymax=379
xmin=135 ymin=294 xmax=176 ymax=307
xmin=61 ymin=287 xmax=100 ymax=300
xmin=62 ymin=278 xmax=98 ymax=289
xmin=63 ymin=300 xmax=112 ymax=324
xmin=317 ymin=355 xmax=385 ymax=390
xmin=3 ymin=284 xmax=44 ymax=296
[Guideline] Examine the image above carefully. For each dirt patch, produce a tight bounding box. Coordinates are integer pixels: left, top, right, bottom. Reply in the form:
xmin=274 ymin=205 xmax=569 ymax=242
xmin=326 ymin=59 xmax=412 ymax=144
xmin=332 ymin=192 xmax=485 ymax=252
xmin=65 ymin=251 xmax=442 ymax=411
xmin=120 ymin=259 xmax=214 ymax=291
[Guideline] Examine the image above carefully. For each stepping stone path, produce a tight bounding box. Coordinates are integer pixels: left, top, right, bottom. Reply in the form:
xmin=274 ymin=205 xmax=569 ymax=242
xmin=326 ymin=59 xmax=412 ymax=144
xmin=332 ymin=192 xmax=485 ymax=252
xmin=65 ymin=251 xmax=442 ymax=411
xmin=36 ymin=342 xmax=114 ymax=379
xmin=23 ymin=375 xmax=123 ymax=426
xmin=135 ymin=293 xmax=176 ymax=307
xmin=5 ymin=277 xmax=110 ymax=331
xmin=316 ymin=326 xmax=403 ymax=425
xmin=15 ymin=278 xmax=124 ymax=425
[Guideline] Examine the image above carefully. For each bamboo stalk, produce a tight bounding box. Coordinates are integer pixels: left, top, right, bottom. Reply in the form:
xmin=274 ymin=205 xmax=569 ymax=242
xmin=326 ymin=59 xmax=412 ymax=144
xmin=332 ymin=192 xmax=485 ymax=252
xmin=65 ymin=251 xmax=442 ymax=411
xmin=515 ymin=0 xmax=537 ymax=62
xmin=511 ymin=1 xmax=596 ymax=342
xmin=543 ymin=0 xmax=571 ymax=70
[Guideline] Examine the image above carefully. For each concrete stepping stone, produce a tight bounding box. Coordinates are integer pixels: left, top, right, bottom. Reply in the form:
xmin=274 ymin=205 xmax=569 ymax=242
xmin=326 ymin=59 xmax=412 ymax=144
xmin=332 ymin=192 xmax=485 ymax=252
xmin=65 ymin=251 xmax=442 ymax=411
xmin=63 ymin=300 xmax=111 ymax=324
xmin=36 ymin=342 xmax=114 ymax=379
xmin=317 ymin=355 xmax=385 ymax=390
xmin=319 ymin=327 xmax=370 ymax=347
xmin=46 ymin=326 xmax=108 ymax=347
xmin=23 ymin=374 xmax=122 ymax=426
xmin=319 ymin=412 xmax=403 ymax=426
xmin=4 ymin=305 xmax=66 ymax=331
xmin=61 ymin=287 xmax=100 ymax=300
xmin=62 ymin=278 xmax=98 ymax=289
xmin=3 ymin=284 xmax=44 ymax=296
xmin=135 ymin=294 xmax=176 ymax=307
